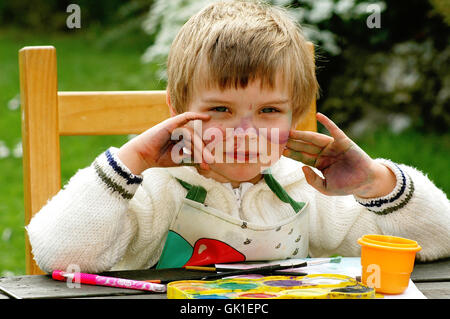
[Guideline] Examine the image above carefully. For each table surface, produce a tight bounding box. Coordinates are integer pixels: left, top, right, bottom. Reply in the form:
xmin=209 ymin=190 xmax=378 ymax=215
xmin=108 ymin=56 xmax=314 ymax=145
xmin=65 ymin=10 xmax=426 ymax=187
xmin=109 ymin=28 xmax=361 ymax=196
xmin=1 ymin=258 xmax=449 ymax=299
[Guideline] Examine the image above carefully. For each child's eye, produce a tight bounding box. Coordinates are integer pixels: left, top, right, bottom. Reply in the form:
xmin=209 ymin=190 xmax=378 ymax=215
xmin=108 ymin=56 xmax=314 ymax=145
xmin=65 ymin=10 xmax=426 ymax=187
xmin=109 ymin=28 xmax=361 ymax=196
xmin=211 ymin=106 xmax=229 ymax=113
xmin=260 ymin=107 xmax=280 ymax=114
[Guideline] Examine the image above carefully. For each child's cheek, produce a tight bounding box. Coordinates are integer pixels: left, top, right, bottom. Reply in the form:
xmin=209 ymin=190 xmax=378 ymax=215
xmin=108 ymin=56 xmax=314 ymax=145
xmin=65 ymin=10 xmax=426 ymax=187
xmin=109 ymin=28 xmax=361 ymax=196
xmin=258 ymin=121 xmax=291 ymax=145
xmin=201 ymin=122 xmax=227 ymax=143
xmin=275 ymin=129 xmax=290 ymax=144
xmin=263 ymin=111 xmax=293 ymax=145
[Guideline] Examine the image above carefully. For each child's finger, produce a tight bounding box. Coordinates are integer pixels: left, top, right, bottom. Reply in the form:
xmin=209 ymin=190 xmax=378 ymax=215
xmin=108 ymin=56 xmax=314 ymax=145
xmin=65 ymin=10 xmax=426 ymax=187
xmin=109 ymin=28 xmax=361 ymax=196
xmin=302 ymin=166 xmax=329 ymax=195
xmin=172 ymin=126 xmax=192 ymax=144
xmin=183 ymin=125 xmax=214 ymax=168
xmin=192 ymin=126 xmax=215 ymax=165
xmin=289 ymin=130 xmax=334 ymax=148
xmin=286 ymin=139 xmax=323 ymax=155
xmin=164 ymin=112 xmax=211 ymax=133
xmin=173 ymin=126 xmax=198 ymax=165
xmin=316 ymin=113 xmax=347 ymax=140
xmin=283 ymin=148 xmax=317 ymax=167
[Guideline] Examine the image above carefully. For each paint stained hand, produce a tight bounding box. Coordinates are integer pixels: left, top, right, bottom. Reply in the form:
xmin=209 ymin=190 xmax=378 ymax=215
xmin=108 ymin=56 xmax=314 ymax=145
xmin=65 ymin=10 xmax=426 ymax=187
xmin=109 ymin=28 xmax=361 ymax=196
xmin=283 ymin=113 xmax=377 ymax=196
xmin=124 ymin=112 xmax=214 ymax=172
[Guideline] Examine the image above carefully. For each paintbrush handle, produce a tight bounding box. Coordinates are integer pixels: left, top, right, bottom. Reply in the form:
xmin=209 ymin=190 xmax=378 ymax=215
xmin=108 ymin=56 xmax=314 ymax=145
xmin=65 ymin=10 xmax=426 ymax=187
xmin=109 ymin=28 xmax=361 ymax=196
xmin=278 ymin=261 xmax=307 ymax=270
xmin=215 ymin=262 xmax=307 ymax=272
xmin=201 ymin=262 xmax=307 ymax=281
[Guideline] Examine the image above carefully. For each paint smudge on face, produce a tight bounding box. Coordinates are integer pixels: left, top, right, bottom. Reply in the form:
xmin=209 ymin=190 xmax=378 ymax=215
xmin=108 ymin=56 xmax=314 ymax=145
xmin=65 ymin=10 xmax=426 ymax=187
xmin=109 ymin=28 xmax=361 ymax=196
xmin=257 ymin=127 xmax=290 ymax=145
xmin=237 ymin=116 xmax=254 ymax=131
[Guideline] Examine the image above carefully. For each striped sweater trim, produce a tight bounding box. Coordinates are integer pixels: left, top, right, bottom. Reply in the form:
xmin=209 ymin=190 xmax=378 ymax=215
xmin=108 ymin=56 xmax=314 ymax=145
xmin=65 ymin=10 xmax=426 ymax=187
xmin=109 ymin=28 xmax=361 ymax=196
xmin=91 ymin=147 xmax=143 ymax=200
xmin=93 ymin=161 xmax=134 ymax=200
xmin=354 ymin=160 xmax=414 ymax=215
xmin=105 ymin=148 xmax=143 ymax=185
xmin=371 ymin=179 xmax=415 ymax=215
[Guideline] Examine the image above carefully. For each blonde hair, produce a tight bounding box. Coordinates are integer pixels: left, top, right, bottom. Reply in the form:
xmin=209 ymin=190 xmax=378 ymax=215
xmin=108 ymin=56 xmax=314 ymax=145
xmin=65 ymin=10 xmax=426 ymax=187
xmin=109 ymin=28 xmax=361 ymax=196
xmin=166 ymin=0 xmax=318 ymax=122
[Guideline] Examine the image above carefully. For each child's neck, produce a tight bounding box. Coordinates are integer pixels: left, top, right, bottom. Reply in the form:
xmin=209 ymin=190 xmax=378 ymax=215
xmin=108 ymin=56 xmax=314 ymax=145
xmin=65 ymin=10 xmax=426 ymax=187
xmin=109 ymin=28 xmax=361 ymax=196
xmin=196 ymin=168 xmax=263 ymax=188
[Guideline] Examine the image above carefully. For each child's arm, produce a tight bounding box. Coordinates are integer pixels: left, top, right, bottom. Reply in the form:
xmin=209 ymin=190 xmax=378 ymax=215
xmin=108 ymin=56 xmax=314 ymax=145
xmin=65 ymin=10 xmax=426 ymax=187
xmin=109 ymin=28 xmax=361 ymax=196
xmin=305 ymin=161 xmax=450 ymax=261
xmin=285 ymin=113 xmax=450 ymax=260
xmin=26 ymin=149 xmax=141 ymax=273
xmin=26 ymin=112 xmax=211 ymax=273
xmin=284 ymin=112 xmax=398 ymax=198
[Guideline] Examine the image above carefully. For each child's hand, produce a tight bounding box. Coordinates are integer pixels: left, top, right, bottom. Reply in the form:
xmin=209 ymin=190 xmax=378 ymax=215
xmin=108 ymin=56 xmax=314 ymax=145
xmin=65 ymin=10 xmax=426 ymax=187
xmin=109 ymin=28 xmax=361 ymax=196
xmin=117 ymin=112 xmax=214 ymax=175
xmin=284 ymin=113 xmax=396 ymax=198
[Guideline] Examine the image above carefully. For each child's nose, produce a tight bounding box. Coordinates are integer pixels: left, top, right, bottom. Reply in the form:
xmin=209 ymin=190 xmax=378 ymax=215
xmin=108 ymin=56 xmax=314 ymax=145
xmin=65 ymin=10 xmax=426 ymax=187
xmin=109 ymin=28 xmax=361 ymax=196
xmin=233 ymin=117 xmax=258 ymax=137
xmin=235 ymin=116 xmax=256 ymax=131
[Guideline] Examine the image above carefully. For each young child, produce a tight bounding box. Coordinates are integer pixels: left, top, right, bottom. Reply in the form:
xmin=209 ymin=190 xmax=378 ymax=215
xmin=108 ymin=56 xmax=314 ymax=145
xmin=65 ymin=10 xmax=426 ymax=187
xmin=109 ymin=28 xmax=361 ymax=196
xmin=27 ymin=0 xmax=450 ymax=274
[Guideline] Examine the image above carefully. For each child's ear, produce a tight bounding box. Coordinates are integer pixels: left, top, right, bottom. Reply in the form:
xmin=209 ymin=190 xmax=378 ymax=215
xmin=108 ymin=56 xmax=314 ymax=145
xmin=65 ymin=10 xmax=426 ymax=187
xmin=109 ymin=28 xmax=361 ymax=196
xmin=166 ymin=93 xmax=177 ymax=117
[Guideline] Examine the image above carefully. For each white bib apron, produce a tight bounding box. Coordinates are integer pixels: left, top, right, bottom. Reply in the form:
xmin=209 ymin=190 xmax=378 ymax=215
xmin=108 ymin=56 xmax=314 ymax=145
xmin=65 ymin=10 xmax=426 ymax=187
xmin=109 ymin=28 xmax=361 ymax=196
xmin=156 ymin=170 xmax=309 ymax=269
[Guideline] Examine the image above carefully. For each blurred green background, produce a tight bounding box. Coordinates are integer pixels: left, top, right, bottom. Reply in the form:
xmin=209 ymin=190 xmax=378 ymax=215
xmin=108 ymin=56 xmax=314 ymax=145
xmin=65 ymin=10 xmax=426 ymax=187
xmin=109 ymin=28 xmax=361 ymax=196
xmin=0 ymin=0 xmax=449 ymax=276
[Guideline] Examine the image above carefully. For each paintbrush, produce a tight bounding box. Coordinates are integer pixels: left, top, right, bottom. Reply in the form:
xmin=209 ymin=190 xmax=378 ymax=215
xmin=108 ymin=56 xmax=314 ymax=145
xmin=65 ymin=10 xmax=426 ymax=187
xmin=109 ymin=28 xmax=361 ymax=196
xmin=144 ymin=269 xmax=307 ymax=284
xmin=304 ymin=256 xmax=342 ymax=265
xmin=183 ymin=256 xmax=342 ymax=272
xmin=187 ymin=256 xmax=341 ymax=273
xmin=197 ymin=262 xmax=309 ymax=281
xmin=144 ymin=257 xmax=342 ymax=283
xmin=185 ymin=260 xmax=308 ymax=274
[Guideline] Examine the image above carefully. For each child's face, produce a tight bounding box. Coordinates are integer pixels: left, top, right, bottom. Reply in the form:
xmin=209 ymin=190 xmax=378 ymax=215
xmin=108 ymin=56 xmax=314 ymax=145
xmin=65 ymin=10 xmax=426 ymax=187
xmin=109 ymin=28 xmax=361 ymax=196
xmin=187 ymin=73 xmax=295 ymax=185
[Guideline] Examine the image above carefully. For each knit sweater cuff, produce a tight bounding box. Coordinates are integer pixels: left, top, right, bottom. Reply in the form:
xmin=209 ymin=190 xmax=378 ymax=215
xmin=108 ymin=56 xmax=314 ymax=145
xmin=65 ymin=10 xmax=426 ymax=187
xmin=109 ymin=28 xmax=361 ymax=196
xmin=354 ymin=159 xmax=414 ymax=215
xmin=91 ymin=147 xmax=143 ymax=200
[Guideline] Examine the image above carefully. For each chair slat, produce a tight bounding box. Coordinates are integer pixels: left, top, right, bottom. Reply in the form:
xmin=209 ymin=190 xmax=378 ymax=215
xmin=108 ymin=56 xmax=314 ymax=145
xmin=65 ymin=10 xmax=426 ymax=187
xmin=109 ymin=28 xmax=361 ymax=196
xmin=58 ymin=91 xmax=170 ymax=135
xmin=295 ymin=41 xmax=317 ymax=132
xmin=19 ymin=46 xmax=60 ymax=275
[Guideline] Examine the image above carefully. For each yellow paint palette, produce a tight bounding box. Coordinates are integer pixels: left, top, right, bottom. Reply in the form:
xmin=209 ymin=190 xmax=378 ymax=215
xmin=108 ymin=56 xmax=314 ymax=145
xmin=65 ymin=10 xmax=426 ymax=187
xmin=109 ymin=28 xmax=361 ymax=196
xmin=167 ymin=274 xmax=376 ymax=299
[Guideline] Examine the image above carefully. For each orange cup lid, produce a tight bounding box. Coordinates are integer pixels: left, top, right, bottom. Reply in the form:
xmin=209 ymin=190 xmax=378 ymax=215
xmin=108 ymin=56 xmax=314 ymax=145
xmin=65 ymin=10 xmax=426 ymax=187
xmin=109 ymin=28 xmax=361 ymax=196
xmin=358 ymin=234 xmax=421 ymax=252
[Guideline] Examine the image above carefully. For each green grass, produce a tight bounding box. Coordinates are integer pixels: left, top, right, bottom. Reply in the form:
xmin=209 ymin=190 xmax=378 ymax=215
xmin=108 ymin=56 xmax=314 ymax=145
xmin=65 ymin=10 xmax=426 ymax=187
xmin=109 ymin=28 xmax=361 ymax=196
xmin=354 ymin=128 xmax=450 ymax=195
xmin=0 ymin=28 xmax=449 ymax=276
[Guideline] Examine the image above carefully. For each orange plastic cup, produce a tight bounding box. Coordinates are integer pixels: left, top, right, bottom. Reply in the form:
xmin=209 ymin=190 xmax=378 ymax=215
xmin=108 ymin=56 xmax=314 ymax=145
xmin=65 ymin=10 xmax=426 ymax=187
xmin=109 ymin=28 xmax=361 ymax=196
xmin=357 ymin=234 xmax=421 ymax=294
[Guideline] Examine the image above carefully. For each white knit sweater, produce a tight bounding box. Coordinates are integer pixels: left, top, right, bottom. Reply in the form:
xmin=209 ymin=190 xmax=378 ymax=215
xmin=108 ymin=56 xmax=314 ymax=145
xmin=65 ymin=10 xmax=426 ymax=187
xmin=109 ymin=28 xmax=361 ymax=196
xmin=26 ymin=147 xmax=450 ymax=273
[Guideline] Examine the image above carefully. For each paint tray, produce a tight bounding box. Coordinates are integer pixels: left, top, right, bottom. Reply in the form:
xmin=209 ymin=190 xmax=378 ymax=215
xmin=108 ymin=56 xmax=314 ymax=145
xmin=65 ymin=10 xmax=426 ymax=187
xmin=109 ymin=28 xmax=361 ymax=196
xmin=167 ymin=274 xmax=375 ymax=299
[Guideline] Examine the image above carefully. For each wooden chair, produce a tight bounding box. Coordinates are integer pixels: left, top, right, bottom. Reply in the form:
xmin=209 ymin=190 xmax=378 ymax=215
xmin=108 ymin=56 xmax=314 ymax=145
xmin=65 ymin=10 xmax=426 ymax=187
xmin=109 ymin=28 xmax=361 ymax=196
xmin=19 ymin=44 xmax=317 ymax=275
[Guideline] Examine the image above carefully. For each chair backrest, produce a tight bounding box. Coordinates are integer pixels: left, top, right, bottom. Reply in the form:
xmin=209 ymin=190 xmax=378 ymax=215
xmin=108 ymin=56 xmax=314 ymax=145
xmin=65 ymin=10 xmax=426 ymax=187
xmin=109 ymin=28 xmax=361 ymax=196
xmin=19 ymin=43 xmax=317 ymax=275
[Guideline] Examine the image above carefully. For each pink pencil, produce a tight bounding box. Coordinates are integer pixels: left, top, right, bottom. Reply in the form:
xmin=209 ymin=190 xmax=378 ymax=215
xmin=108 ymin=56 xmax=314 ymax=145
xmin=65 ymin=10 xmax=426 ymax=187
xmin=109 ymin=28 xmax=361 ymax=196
xmin=52 ymin=270 xmax=166 ymax=293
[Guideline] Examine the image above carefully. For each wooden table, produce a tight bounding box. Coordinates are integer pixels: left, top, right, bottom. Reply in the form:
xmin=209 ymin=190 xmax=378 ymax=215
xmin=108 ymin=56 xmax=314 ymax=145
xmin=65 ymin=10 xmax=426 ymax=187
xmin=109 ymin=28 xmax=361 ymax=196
xmin=1 ymin=258 xmax=449 ymax=299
